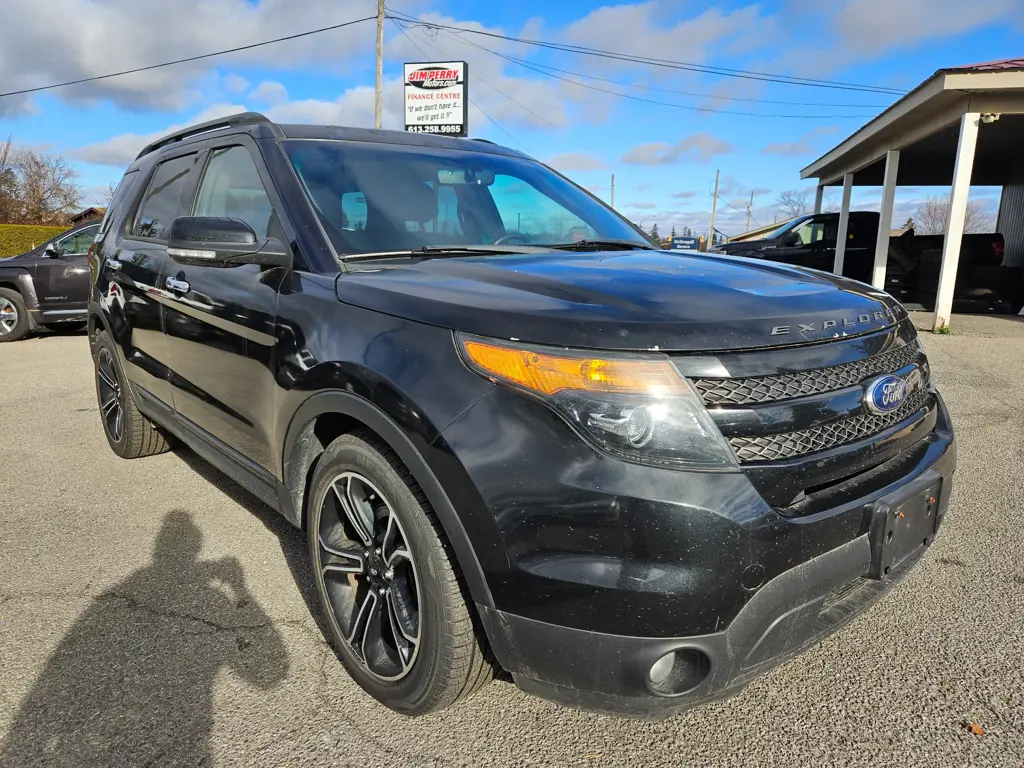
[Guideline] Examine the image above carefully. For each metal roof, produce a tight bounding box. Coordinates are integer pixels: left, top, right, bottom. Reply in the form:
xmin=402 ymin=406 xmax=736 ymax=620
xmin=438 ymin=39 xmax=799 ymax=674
xmin=941 ymin=58 xmax=1024 ymax=73
xmin=801 ymin=59 xmax=1024 ymax=184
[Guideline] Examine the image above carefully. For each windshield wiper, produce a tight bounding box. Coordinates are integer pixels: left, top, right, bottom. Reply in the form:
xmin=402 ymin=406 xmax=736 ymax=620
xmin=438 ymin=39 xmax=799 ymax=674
xmin=537 ymin=239 xmax=656 ymax=252
xmin=343 ymin=245 xmax=544 ymax=261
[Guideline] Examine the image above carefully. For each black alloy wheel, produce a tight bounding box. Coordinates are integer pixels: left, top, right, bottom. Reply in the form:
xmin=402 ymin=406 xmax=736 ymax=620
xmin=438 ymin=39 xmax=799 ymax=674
xmin=315 ymin=471 xmax=421 ymax=681
xmin=307 ymin=432 xmax=494 ymax=715
xmin=96 ymin=346 xmax=125 ymax=443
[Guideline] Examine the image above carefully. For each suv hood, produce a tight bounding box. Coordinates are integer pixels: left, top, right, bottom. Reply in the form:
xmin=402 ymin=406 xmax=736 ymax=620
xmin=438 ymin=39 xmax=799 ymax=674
xmin=334 ymin=250 xmax=905 ymax=352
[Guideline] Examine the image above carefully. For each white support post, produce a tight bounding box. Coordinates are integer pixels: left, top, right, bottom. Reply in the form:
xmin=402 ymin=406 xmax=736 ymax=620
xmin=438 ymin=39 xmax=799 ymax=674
xmin=872 ymin=150 xmax=900 ymax=290
xmin=813 ymin=184 xmax=824 ymax=214
xmin=834 ymin=173 xmax=854 ymax=276
xmin=933 ymin=113 xmax=980 ymax=332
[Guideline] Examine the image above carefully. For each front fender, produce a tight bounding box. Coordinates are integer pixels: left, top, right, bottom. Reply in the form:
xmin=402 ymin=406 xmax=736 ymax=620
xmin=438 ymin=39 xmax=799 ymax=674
xmin=281 ymin=388 xmax=496 ymax=609
xmin=0 ymin=268 xmax=40 ymax=328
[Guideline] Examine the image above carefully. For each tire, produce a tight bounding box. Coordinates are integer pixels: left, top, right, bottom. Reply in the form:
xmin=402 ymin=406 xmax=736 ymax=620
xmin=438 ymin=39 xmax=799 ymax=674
xmin=0 ymin=288 xmax=30 ymax=342
xmin=92 ymin=331 xmax=171 ymax=459
xmin=44 ymin=321 xmax=87 ymax=333
xmin=307 ymin=431 xmax=494 ymax=715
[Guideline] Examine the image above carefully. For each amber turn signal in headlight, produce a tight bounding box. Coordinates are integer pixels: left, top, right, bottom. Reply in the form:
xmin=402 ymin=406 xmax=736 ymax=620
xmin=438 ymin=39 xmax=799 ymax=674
xmin=461 ymin=339 xmax=689 ymax=397
xmin=457 ymin=335 xmax=737 ymax=470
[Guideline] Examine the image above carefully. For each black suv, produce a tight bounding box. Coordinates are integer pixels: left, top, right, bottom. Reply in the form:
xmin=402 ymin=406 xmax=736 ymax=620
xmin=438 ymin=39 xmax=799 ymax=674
xmin=0 ymin=219 xmax=100 ymax=341
xmin=88 ymin=112 xmax=956 ymax=718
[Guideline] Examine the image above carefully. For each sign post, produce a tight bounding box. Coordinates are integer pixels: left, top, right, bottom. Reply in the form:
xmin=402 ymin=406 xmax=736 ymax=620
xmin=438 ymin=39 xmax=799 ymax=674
xmin=403 ymin=61 xmax=469 ymax=137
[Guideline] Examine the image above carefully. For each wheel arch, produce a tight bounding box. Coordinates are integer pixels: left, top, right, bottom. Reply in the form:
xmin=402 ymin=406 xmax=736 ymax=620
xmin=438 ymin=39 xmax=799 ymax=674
xmin=0 ymin=268 xmax=40 ymax=329
xmin=282 ymin=390 xmax=494 ymax=609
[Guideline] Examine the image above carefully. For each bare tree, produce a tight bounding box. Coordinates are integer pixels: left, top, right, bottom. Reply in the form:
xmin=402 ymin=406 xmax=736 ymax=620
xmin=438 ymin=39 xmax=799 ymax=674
xmin=776 ymin=189 xmax=810 ymax=220
xmin=102 ymin=181 xmax=119 ymax=205
xmin=0 ymin=136 xmax=18 ymax=224
xmin=13 ymin=148 xmax=82 ymax=225
xmin=914 ymin=195 xmax=994 ymax=235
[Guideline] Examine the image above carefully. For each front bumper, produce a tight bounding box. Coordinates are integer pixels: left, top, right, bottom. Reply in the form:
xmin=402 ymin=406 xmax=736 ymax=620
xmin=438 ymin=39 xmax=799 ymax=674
xmin=454 ymin=394 xmax=956 ymax=718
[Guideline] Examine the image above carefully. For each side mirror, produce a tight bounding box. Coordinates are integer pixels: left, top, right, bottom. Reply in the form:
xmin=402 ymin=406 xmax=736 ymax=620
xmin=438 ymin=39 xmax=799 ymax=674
xmin=43 ymin=245 xmax=59 ymax=258
xmin=781 ymin=232 xmax=801 ymax=247
xmin=166 ymin=216 xmax=290 ymax=268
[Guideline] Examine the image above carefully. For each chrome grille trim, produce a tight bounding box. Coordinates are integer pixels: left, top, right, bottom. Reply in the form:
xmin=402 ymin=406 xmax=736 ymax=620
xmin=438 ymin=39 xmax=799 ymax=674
xmin=691 ymin=343 xmax=920 ymax=405
xmin=728 ymin=390 xmax=932 ymax=463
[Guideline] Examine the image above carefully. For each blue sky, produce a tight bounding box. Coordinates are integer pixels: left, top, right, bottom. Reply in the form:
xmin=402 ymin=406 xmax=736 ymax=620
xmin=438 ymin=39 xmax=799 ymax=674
xmin=2 ymin=0 xmax=1022 ymax=236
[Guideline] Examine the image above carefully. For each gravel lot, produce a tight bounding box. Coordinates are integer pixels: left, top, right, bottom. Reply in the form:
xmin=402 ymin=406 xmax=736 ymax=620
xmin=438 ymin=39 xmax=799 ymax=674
xmin=1 ymin=316 xmax=1022 ymax=767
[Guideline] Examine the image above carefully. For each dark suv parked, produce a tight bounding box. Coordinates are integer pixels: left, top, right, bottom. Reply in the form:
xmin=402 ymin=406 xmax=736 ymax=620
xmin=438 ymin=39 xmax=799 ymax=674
xmin=88 ymin=112 xmax=956 ymax=718
xmin=0 ymin=220 xmax=99 ymax=341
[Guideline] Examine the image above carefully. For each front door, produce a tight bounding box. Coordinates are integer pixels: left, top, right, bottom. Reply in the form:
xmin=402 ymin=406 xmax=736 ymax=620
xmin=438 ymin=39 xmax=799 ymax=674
xmin=162 ymin=139 xmax=289 ymax=471
xmin=774 ymin=214 xmax=838 ymax=271
xmin=35 ymin=223 xmax=99 ymax=320
xmin=107 ymin=151 xmax=201 ymax=407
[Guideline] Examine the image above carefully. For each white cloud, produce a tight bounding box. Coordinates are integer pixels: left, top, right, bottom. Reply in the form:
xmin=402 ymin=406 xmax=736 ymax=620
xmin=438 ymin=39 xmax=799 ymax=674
xmin=0 ymin=0 xmax=378 ymax=114
xmin=72 ymin=104 xmax=249 ymax=166
xmin=762 ymin=126 xmax=839 ymax=157
xmin=624 ymin=201 xmax=657 ymax=210
xmin=672 ymin=191 xmax=697 ymax=199
xmin=249 ymin=80 xmax=289 ymax=106
xmin=622 ymin=133 xmax=732 ymax=165
xmin=545 ymin=152 xmax=609 ymax=171
xmin=223 ymin=74 xmax=251 ymax=93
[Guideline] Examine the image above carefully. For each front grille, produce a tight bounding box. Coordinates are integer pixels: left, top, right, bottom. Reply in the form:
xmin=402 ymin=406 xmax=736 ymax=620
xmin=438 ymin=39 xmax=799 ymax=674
xmin=728 ymin=390 xmax=931 ymax=463
xmin=692 ymin=343 xmax=920 ymax=405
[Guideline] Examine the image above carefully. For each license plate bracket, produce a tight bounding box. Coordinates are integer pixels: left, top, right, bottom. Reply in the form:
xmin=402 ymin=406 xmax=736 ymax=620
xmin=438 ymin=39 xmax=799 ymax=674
xmin=869 ymin=471 xmax=943 ymax=580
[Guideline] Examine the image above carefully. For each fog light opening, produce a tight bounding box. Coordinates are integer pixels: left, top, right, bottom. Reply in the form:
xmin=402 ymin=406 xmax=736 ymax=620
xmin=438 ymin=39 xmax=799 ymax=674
xmin=647 ymin=648 xmax=711 ymax=696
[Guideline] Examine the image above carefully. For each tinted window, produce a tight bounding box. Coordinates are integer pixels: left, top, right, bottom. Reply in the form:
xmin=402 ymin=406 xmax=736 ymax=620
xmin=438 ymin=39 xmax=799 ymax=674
xmin=284 ymin=140 xmax=648 ymax=255
xmin=135 ymin=155 xmax=195 ymax=240
xmin=56 ymin=224 xmax=100 ymax=255
xmin=193 ymin=146 xmax=275 ymax=239
xmin=99 ymin=171 xmax=140 ymax=235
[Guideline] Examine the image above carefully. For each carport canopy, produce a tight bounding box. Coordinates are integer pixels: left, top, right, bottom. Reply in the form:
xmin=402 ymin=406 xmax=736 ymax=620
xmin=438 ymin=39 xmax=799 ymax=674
xmin=801 ymin=59 xmax=1024 ymax=331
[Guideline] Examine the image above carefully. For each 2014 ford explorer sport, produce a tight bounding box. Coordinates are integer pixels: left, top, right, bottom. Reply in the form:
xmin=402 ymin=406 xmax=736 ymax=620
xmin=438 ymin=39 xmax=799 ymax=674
xmin=87 ymin=112 xmax=956 ymax=718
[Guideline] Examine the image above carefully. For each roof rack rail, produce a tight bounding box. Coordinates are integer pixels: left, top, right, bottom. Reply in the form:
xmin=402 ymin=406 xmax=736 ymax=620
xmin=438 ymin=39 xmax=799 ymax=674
xmin=470 ymin=137 xmax=496 ymax=144
xmin=135 ymin=111 xmax=272 ymax=160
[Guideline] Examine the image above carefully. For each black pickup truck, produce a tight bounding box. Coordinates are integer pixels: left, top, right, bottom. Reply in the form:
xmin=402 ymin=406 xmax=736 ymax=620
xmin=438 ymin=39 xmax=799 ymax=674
xmin=713 ymin=212 xmax=1019 ymax=312
xmin=0 ymin=220 xmax=100 ymax=342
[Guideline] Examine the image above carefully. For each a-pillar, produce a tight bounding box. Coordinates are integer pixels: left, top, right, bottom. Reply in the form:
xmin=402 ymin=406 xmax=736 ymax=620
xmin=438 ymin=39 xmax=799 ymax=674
xmin=871 ymin=150 xmax=900 ymax=290
xmin=933 ymin=112 xmax=980 ymax=331
xmin=833 ymin=173 xmax=854 ymax=276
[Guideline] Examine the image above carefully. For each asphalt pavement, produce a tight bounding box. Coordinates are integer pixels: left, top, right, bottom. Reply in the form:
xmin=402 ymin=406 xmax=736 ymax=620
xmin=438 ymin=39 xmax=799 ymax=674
xmin=1 ymin=316 xmax=1022 ymax=767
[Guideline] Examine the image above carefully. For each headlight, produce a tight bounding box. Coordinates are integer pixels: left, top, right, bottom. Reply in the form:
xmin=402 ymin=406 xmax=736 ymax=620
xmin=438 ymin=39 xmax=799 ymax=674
xmin=457 ymin=334 xmax=736 ymax=469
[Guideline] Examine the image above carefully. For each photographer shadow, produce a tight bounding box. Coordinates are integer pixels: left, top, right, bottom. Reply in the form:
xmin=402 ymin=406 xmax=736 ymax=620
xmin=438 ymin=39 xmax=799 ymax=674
xmin=0 ymin=510 xmax=289 ymax=768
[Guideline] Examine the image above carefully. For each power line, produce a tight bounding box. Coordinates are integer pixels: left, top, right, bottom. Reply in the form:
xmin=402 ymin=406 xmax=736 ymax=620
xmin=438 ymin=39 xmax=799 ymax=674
xmin=393 ymin=20 xmax=558 ymax=129
xmin=431 ymin=29 xmax=877 ymax=120
xmin=389 ymin=19 xmax=527 ymax=150
xmin=387 ymin=11 xmax=906 ymax=96
xmin=0 ymin=16 xmax=376 ymax=100
xmin=465 ymin=49 xmax=890 ymax=109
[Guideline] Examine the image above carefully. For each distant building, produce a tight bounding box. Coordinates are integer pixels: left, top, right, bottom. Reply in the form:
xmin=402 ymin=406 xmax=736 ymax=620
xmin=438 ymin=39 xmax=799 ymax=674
xmin=69 ymin=207 xmax=106 ymax=225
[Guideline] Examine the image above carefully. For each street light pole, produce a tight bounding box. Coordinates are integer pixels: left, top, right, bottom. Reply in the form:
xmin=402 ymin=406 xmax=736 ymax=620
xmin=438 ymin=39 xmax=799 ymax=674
xmin=374 ymin=0 xmax=384 ymax=130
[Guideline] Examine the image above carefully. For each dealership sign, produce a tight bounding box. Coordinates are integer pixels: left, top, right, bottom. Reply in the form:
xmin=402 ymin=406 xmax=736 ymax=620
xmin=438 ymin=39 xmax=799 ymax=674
xmin=404 ymin=61 xmax=469 ymax=137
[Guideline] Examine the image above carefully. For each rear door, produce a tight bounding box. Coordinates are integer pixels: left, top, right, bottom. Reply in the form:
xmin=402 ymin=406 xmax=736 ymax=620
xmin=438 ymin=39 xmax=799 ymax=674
xmin=105 ymin=150 xmax=202 ymax=407
xmin=34 ymin=223 xmax=99 ymax=319
xmin=161 ymin=137 xmax=290 ymax=471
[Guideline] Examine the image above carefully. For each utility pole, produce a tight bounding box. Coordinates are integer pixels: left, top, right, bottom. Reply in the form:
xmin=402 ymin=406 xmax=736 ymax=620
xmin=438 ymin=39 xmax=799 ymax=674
xmin=374 ymin=0 xmax=384 ymax=130
xmin=746 ymin=190 xmax=753 ymax=232
xmin=707 ymin=169 xmax=719 ymax=251
xmin=610 ymin=173 xmax=615 ymax=209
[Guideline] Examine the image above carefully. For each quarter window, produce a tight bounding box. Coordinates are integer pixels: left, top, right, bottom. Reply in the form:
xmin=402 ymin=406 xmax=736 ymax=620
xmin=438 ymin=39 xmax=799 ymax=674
xmin=193 ymin=146 xmax=275 ymax=239
xmin=135 ymin=155 xmax=196 ymax=240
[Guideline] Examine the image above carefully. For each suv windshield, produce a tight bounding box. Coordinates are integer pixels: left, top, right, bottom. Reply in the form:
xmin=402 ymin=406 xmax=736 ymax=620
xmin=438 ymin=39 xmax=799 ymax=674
xmin=764 ymin=215 xmax=813 ymax=240
xmin=283 ymin=140 xmax=650 ymax=256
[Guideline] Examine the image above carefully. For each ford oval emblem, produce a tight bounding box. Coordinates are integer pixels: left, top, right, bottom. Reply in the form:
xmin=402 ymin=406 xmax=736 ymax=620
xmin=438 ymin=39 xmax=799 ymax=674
xmin=864 ymin=374 xmax=909 ymax=414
